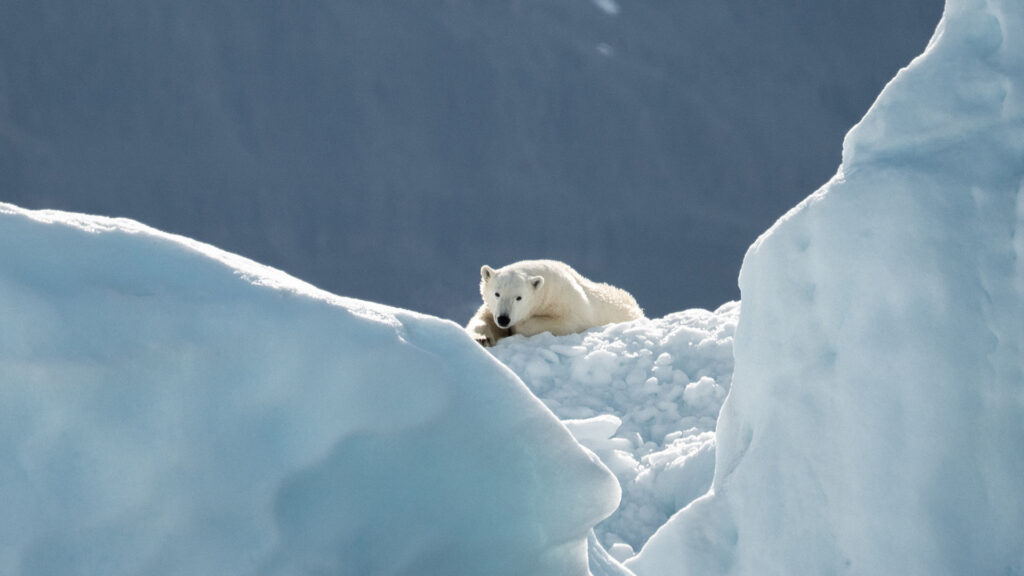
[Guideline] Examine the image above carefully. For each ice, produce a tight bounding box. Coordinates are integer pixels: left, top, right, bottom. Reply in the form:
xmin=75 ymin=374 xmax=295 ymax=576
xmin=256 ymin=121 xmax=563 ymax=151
xmin=629 ymin=0 xmax=1024 ymax=574
xmin=3 ymin=0 xmax=1021 ymax=573
xmin=682 ymin=377 xmax=726 ymax=413
xmin=0 ymin=203 xmax=619 ymax=576
xmin=491 ymin=303 xmax=739 ymax=554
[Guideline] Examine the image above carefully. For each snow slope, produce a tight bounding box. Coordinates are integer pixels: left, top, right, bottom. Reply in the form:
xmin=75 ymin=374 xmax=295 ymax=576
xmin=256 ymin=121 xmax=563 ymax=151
xmin=0 ymin=202 xmax=620 ymax=576
xmin=629 ymin=0 xmax=1024 ymax=574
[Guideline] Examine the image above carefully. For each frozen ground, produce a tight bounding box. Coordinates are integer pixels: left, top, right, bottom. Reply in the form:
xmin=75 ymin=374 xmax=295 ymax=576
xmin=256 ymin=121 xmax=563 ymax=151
xmin=0 ymin=203 xmax=620 ymax=576
xmin=2 ymin=0 xmax=1022 ymax=573
xmin=491 ymin=304 xmax=738 ymax=559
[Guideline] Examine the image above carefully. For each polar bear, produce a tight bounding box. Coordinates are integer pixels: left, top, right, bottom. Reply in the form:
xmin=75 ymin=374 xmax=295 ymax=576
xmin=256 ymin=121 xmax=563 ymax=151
xmin=466 ymin=259 xmax=644 ymax=347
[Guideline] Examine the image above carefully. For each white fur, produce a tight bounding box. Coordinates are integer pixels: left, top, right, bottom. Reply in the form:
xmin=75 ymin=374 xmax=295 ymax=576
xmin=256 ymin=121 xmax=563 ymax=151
xmin=466 ymin=259 xmax=644 ymax=346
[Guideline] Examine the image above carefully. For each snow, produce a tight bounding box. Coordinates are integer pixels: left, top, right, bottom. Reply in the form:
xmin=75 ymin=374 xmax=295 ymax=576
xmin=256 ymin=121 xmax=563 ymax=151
xmin=0 ymin=203 xmax=620 ymax=576
xmin=3 ymin=0 xmax=1022 ymax=573
xmin=0 ymin=197 xmax=741 ymax=574
xmin=490 ymin=304 xmax=739 ymax=556
xmin=628 ymin=0 xmax=1024 ymax=574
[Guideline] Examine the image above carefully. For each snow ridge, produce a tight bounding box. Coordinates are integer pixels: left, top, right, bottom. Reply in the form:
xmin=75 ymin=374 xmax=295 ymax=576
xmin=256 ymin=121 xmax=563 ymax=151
xmin=630 ymin=0 xmax=1024 ymax=573
xmin=0 ymin=203 xmax=620 ymax=576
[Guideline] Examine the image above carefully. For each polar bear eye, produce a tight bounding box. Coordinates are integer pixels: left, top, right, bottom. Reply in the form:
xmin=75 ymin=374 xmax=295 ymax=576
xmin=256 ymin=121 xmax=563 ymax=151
xmin=494 ymin=292 xmax=500 ymax=298
xmin=516 ymin=296 xmax=522 ymax=301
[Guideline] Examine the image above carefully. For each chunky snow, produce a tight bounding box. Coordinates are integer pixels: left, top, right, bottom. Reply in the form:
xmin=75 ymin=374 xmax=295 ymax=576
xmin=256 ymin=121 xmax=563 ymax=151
xmin=0 ymin=199 xmax=738 ymax=573
xmin=629 ymin=0 xmax=1024 ymax=574
xmin=491 ymin=303 xmax=738 ymax=558
xmin=0 ymin=203 xmax=621 ymax=576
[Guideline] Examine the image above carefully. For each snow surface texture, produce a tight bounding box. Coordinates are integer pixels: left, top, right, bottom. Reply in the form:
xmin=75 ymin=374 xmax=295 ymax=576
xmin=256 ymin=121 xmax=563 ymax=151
xmin=490 ymin=303 xmax=738 ymax=558
xmin=630 ymin=0 xmax=1024 ymax=574
xmin=4 ymin=0 xmax=1021 ymax=574
xmin=0 ymin=203 xmax=621 ymax=576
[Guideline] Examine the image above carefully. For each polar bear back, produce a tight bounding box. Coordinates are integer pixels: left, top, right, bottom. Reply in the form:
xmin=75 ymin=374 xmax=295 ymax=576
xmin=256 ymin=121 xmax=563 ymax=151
xmin=579 ymin=276 xmax=645 ymax=323
xmin=466 ymin=259 xmax=644 ymax=345
xmin=511 ymin=259 xmax=643 ymax=331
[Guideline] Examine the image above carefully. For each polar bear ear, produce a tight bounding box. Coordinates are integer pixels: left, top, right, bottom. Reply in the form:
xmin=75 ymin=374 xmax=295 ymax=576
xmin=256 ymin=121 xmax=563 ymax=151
xmin=530 ymin=276 xmax=544 ymax=290
xmin=481 ymin=265 xmax=495 ymax=280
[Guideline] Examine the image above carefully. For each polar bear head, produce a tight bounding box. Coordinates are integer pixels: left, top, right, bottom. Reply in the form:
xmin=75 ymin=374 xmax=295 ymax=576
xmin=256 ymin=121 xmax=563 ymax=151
xmin=480 ymin=265 xmax=545 ymax=331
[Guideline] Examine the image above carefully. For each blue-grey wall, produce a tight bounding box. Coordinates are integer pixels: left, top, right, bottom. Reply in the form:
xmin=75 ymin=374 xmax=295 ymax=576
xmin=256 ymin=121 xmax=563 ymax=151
xmin=1 ymin=0 xmax=943 ymax=320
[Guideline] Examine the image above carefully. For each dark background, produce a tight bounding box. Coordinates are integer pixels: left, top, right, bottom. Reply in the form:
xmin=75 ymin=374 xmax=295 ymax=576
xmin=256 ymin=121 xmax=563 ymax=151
xmin=0 ymin=0 xmax=944 ymax=321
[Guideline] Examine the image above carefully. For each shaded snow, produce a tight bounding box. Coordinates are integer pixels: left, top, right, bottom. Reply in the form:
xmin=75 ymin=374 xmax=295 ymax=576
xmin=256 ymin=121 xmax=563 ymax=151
xmin=629 ymin=0 xmax=1024 ymax=574
xmin=0 ymin=203 xmax=619 ymax=576
xmin=3 ymin=1 xmax=1022 ymax=574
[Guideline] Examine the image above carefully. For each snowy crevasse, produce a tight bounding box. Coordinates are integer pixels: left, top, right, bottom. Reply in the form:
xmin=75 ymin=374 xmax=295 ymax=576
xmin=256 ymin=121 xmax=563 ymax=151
xmin=629 ymin=0 xmax=1024 ymax=575
xmin=0 ymin=203 xmax=620 ymax=576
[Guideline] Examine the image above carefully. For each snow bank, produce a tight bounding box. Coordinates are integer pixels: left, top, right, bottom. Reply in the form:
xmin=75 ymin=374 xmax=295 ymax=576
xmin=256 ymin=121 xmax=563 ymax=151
xmin=0 ymin=203 xmax=619 ymax=576
xmin=491 ymin=303 xmax=738 ymax=558
xmin=630 ymin=0 xmax=1024 ymax=574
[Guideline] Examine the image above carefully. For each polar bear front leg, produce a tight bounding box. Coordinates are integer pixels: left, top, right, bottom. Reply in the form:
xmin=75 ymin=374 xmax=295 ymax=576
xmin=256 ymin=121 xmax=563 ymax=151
xmin=466 ymin=304 xmax=509 ymax=347
xmin=512 ymin=314 xmax=579 ymax=338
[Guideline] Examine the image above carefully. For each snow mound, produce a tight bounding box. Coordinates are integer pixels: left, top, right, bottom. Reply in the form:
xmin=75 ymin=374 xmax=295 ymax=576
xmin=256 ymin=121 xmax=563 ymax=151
xmin=490 ymin=302 xmax=738 ymax=557
xmin=0 ymin=203 xmax=620 ymax=576
xmin=630 ymin=0 xmax=1024 ymax=574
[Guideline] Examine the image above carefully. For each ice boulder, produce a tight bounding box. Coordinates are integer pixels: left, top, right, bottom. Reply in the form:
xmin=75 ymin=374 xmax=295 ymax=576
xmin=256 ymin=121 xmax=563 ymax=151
xmin=0 ymin=203 xmax=620 ymax=576
xmin=630 ymin=0 xmax=1024 ymax=574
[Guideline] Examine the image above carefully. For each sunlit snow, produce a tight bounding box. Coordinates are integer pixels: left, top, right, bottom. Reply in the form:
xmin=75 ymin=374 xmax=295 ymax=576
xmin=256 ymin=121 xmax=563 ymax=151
xmin=629 ymin=0 xmax=1024 ymax=574
xmin=0 ymin=204 xmax=620 ymax=576
xmin=1 ymin=0 xmax=1022 ymax=574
